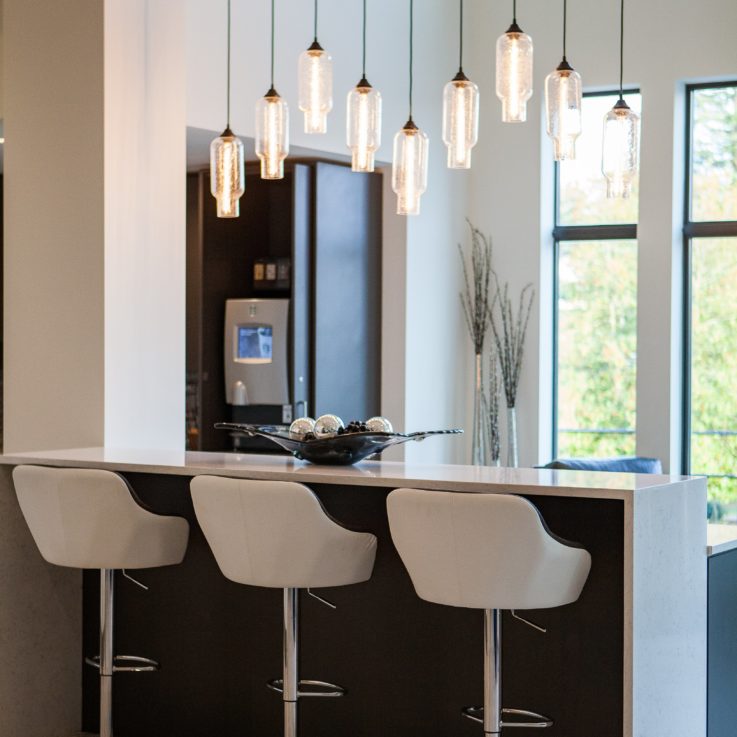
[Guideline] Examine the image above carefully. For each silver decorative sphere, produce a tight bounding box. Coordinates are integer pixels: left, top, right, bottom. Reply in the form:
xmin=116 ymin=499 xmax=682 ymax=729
xmin=289 ymin=417 xmax=315 ymax=439
xmin=314 ymin=414 xmax=344 ymax=438
xmin=366 ymin=416 xmax=393 ymax=433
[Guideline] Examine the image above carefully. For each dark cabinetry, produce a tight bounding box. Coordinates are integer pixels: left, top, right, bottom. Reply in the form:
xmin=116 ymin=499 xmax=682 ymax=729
xmin=708 ymin=548 xmax=737 ymax=737
xmin=186 ymin=161 xmax=382 ymax=452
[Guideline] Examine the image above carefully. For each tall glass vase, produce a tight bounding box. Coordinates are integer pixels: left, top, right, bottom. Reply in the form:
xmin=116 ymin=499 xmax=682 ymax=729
xmin=471 ymin=353 xmax=487 ymax=465
xmin=506 ymin=406 xmax=519 ymax=468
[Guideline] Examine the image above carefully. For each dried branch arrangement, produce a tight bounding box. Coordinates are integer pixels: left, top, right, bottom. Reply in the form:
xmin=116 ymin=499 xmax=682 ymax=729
xmin=458 ymin=221 xmax=493 ymax=356
xmin=489 ymin=276 xmax=535 ymax=409
xmin=484 ymin=344 xmax=502 ymax=463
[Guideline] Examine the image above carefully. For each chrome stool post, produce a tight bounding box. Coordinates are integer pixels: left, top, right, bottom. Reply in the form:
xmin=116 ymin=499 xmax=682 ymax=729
xmin=266 ymin=588 xmax=347 ymax=737
xmin=283 ymin=587 xmax=299 ymax=737
xmin=84 ymin=570 xmax=162 ymax=737
xmin=99 ymin=569 xmax=114 ymax=737
xmin=484 ymin=608 xmax=502 ymax=736
xmin=462 ymin=609 xmax=552 ymax=734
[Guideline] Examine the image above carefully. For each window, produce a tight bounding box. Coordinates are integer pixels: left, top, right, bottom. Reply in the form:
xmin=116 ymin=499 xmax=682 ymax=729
xmin=683 ymin=83 xmax=737 ymax=520
xmin=553 ymin=91 xmax=641 ymax=459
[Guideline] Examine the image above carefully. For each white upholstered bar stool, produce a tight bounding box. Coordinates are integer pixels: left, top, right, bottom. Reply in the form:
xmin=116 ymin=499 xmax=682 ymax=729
xmin=191 ymin=475 xmax=377 ymax=737
xmin=13 ymin=465 xmax=190 ymax=737
xmin=387 ymin=488 xmax=591 ymax=736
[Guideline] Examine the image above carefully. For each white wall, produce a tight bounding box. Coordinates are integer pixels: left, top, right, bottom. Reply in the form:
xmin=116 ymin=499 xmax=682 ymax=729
xmin=186 ymin=0 xmax=471 ymax=463
xmin=466 ymin=0 xmax=737 ymax=469
xmin=4 ymin=0 xmax=105 ymax=453
xmin=4 ymin=0 xmax=186 ymax=454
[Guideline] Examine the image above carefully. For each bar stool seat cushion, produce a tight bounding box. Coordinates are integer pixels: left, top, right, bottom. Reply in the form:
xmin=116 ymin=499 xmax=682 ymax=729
xmin=13 ymin=465 xmax=189 ymax=570
xmin=191 ymin=476 xmax=377 ymax=589
xmin=387 ymin=489 xmax=591 ymax=610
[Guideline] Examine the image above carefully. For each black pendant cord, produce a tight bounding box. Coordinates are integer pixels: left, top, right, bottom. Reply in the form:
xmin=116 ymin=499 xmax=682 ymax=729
xmin=512 ymin=0 xmax=517 ymax=24
xmin=562 ymin=0 xmax=567 ymax=61
xmin=314 ymin=0 xmax=319 ymax=42
xmin=458 ymin=0 xmax=464 ymax=72
xmin=618 ymin=0 xmax=624 ymax=99
xmin=270 ymin=0 xmax=275 ymax=90
xmin=362 ymin=0 xmax=367 ymax=79
xmin=408 ymin=0 xmax=414 ymax=121
xmin=226 ymin=0 xmax=232 ymax=128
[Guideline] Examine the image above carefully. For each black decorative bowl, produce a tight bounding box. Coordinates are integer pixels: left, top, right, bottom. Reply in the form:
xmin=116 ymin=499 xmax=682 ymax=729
xmin=216 ymin=422 xmax=463 ymax=465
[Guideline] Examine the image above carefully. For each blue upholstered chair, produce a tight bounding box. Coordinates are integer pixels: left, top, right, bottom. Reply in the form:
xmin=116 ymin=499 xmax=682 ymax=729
xmin=540 ymin=456 xmax=662 ymax=474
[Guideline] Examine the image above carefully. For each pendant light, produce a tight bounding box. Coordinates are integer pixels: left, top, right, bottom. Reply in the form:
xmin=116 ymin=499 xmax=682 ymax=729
xmin=602 ymin=0 xmax=639 ymax=198
xmin=544 ymin=0 xmax=582 ymax=161
xmin=298 ymin=0 xmax=333 ymax=134
xmin=442 ymin=0 xmax=479 ymax=169
xmin=496 ymin=0 xmax=533 ymax=123
xmin=255 ymin=0 xmax=289 ymax=180
xmin=346 ymin=0 xmax=382 ymax=173
xmin=210 ymin=0 xmax=245 ymax=218
xmin=392 ymin=0 xmax=429 ymax=216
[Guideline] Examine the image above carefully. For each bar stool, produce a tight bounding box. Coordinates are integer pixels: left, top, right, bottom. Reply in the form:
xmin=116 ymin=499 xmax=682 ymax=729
xmin=13 ymin=465 xmax=190 ymax=737
xmin=191 ymin=475 xmax=377 ymax=737
xmin=387 ymin=488 xmax=591 ymax=736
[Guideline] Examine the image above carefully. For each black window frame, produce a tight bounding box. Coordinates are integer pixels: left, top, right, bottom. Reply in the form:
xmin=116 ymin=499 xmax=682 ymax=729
xmin=681 ymin=81 xmax=737 ymax=479
xmin=552 ymin=88 xmax=640 ymax=460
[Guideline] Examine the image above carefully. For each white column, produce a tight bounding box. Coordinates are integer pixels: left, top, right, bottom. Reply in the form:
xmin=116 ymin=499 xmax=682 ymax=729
xmin=634 ymin=84 xmax=687 ymax=474
xmin=103 ymin=0 xmax=186 ymax=449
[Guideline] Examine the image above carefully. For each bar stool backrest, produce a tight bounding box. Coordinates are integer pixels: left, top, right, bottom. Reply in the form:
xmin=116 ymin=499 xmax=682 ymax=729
xmin=13 ymin=465 xmax=189 ymax=570
xmin=387 ymin=489 xmax=591 ymax=610
xmin=191 ymin=475 xmax=377 ymax=589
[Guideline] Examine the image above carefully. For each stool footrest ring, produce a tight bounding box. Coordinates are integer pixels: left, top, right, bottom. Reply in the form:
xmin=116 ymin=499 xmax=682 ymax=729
xmin=267 ymin=678 xmax=346 ymax=698
xmin=462 ymin=706 xmax=553 ymax=729
xmin=501 ymin=708 xmax=553 ymax=728
xmin=85 ymin=654 xmax=160 ymax=673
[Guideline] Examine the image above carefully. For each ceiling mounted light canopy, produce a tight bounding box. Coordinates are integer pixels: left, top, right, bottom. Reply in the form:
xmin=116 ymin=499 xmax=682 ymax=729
xmin=346 ymin=0 xmax=382 ymax=173
xmin=256 ymin=0 xmax=289 ymax=180
xmin=442 ymin=0 xmax=479 ymax=169
xmin=210 ymin=0 xmax=245 ymax=218
xmin=298 ymin=0 xmax=333 ymax=134
xmin=544 ymin=0 xmax=582 ymax=161
xmin=496 ymin=0 xmax=533 ymax=123
xmin=392 ymin=0 xmax=429 ymax=216
xmin=602 ymin=0 xmax=640 ymax=198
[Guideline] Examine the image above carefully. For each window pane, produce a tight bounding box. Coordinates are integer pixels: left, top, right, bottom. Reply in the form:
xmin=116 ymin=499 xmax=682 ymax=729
xmin=557 ymin=240 xmax=637 ymax=457
xmin=690 ymin=237 xmax=737 ymax=519
xmin=691 ymin=86 xmax=737 ymax=222
xmin=558 ymin=93 xmax=641 ymax=226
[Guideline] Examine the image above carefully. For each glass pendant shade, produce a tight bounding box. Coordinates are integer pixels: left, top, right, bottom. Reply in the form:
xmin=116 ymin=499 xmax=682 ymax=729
xmin=544 ymin=62 xmax=582 ymax=161
xmin=392 ymin=120 xmax=429 ymax=216
xmin=602 ymin=99 xmax=639 ymax=198
xmin=347 ymin=80 xmax=382 ymax=173
xmin=495 ymin=24 xmax=533 ymax=123
xmin=210 ymin=128 xmax=245 ymax=218
xmin=442 ymin=72 xmax=480 ymax=169
xmin=298 ymin=42 xmax=333 ymax=134
xmin=255 ymin=90 xmax=289 ymax=180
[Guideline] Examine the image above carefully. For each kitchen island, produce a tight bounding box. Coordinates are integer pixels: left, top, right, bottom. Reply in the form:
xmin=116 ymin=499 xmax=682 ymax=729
xmin=0 ymin=448 xmax=707 ymax=737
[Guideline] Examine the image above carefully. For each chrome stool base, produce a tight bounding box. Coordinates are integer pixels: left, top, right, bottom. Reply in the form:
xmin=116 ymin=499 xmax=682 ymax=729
xmin=462 ymin=706 xmax=553 ymax=729
xmin=270 ymin=588 xmax=346 ymax=737
xmin=85 ymin=654 xmax=160 ymax=673
xmin=90 ymin=569 xmax=161 ymax=737
xmin=267 ymin=678 xmax=345 ymax=698
xmin=462 ymin=609 xmax=553 ymax=735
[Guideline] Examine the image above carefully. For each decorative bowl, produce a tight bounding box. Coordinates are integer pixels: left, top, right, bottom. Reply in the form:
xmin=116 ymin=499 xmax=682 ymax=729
xmin=215 ymin=422 xmax=463 ymax=465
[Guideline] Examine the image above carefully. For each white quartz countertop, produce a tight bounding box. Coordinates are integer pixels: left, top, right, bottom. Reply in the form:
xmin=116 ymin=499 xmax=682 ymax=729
xmin=0 ymin=446 xmax=703 ymax=500
xmin=707 ymin=523 xmax=737 ymax=556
